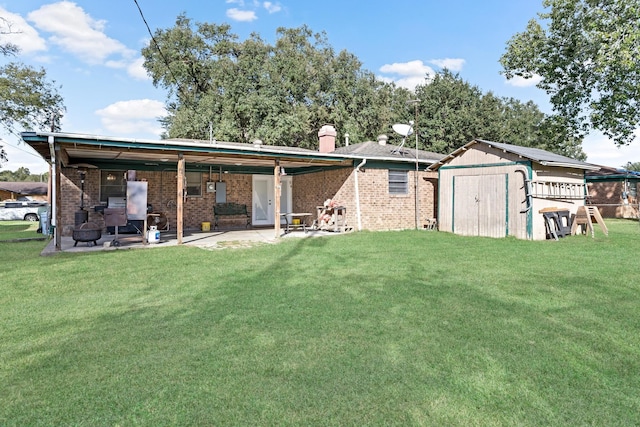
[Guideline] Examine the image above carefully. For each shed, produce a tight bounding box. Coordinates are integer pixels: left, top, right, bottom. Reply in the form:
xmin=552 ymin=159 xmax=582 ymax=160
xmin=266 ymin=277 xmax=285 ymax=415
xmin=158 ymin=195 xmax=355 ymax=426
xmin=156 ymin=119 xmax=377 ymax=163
xmin=429 ymin=139 xmax=599 ymax=240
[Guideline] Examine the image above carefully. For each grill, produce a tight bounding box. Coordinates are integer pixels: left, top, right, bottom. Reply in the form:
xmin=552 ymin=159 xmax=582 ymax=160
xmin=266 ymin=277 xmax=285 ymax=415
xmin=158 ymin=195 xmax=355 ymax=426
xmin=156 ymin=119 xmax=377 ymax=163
xmin=103 ymin=208 xmax=127 ymax=247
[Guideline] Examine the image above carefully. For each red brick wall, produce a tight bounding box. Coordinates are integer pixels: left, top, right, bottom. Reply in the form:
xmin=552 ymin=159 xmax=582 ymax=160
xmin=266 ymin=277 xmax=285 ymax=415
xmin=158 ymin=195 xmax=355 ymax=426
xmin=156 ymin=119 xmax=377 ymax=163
xmin=588 ymin=180 xmax=639 ymax=218
xmin=58 ymin=166 xmax=438 ymax=235
xmin=293 ymin=167 xmax=437 ymax=231
xmin=59 ymin=168 xmax=254 ymax=235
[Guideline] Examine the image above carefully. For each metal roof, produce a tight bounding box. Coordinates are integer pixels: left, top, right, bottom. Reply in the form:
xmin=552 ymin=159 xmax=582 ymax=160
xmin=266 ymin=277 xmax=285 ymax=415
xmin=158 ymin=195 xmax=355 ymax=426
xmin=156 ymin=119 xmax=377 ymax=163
xmin=429 ymin=139 xmax=600 ymax=171
xmin=20 ymin=131 xmax=442 ymax=173
xmin=585 ymin=164 xmax=640 ymax=180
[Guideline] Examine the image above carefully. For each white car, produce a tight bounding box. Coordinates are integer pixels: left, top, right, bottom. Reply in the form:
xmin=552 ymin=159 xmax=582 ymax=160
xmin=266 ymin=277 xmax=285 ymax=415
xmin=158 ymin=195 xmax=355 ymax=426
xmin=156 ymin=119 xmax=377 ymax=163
xmin=0 ymin=200 xmax=49 ymax=221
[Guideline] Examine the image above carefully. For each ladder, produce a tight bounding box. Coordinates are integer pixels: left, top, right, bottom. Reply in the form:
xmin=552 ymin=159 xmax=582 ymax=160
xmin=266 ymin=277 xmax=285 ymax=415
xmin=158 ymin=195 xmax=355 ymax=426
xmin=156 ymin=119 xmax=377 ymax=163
xmin=530 ymin=181 xmax=586 ymax=200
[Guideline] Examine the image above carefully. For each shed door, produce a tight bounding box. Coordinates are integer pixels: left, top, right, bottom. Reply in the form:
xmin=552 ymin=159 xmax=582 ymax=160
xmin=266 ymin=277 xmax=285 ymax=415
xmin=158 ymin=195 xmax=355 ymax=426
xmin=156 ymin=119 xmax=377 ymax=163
xmin=453 ymin=174 xmax=507 ymax=237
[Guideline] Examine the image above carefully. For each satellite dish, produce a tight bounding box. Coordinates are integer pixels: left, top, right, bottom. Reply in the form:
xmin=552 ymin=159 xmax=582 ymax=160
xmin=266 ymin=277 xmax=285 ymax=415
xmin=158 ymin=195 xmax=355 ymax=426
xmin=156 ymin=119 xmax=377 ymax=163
xmin=391 ymin=122 xmax=414 ymax=154
xmin=392 ymin=123 xmax=413 ymax=137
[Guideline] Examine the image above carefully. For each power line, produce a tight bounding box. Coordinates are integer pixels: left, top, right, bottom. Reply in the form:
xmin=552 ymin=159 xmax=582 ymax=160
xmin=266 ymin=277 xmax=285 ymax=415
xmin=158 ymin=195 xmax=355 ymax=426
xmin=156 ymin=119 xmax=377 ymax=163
xmin=132 ymin=0 xmax=188 ymax=101
xmin=0 ymin=137 xmax=44 ymax=159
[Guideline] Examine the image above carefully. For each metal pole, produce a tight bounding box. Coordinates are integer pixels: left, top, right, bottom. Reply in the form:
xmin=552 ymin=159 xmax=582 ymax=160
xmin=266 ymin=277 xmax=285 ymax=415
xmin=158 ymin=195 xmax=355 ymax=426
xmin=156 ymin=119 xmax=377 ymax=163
xmin=407 ymin=100 xmax=420 ymax=229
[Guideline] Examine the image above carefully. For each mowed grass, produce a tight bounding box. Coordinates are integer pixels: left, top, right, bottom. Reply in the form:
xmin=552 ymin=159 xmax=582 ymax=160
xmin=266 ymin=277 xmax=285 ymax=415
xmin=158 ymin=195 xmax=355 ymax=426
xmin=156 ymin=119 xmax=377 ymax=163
xmin=0 ymin=220 xmax=42 ymax=241
xmin=1 ymin=220 xmax=639 ymax=426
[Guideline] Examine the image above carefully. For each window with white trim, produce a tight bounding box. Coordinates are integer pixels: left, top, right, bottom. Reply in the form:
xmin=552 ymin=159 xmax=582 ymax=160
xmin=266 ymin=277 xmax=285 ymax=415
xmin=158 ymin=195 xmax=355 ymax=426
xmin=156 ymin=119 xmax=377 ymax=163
xmin=388 ymin=170 xmax=408 ymax=195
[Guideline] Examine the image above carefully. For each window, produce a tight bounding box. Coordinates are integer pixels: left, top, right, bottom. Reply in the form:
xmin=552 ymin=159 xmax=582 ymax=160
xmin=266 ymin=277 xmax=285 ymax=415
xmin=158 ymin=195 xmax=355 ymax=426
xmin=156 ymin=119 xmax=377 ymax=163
xmin=388 ymin=170 xmax=408 ymax=195
xmin=100 ymin=170 xmax=126 ymax=202
xmin=186 ymin=172 xmax=202 ymax=197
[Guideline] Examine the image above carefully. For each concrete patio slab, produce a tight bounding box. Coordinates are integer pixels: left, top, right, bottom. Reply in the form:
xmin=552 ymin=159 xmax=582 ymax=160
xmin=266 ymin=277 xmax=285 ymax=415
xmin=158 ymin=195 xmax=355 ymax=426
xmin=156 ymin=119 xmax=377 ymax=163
xmin=40 ymin=227 xmax=344 ymax=255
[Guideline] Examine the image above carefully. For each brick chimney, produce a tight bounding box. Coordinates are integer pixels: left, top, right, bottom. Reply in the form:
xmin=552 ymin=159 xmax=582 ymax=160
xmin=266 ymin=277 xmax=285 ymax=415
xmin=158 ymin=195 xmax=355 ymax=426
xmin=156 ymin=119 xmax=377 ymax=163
xmin=318 ymin=125 xmax=337 ymax=153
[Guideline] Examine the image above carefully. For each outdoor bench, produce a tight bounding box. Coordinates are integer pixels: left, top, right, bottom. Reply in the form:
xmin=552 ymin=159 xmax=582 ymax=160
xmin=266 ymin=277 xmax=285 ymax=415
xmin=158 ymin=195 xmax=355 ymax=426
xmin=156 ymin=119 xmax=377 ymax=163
xmin=213 ymin=202 xmax=251 ymax=230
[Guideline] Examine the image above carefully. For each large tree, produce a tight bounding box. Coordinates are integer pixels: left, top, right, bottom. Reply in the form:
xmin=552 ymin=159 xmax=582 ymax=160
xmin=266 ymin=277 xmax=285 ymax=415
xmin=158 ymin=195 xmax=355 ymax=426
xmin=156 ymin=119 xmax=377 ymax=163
xmin=500 ymin=0 xmax=640 ymax=146
xmin=414 ymin=70 xmax=585 ymax=159
xmin=1 ymin=15 xmax=65 ymax=164
xmin=142 ymin=16 xmax=406 ymax=148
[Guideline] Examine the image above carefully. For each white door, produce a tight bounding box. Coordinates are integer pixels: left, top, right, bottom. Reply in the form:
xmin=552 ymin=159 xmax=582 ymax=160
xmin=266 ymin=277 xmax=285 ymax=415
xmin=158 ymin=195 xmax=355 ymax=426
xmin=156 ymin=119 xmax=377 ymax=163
xmin=252 ymin=175 xmax=292 ymax=226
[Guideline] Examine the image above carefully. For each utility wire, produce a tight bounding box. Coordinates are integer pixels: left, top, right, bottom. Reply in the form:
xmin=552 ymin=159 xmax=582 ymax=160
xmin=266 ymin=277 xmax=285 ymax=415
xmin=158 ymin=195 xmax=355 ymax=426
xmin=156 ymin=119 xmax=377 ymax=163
xmin=0 ymin=137 xmax=45 ymax=159
xmin=132 ymin=0 xmax=188 ymax=101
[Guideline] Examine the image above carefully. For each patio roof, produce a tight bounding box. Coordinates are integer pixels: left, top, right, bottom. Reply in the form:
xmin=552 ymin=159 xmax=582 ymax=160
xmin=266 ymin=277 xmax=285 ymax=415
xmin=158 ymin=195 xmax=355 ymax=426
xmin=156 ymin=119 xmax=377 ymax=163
xmin=21 ymin=131 xmax=439 ymax=174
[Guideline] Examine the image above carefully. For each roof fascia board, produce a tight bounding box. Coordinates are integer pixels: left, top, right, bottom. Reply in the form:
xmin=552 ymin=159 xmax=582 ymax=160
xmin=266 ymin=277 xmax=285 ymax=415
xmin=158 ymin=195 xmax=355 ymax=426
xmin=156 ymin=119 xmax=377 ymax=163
xmin=22 ymin=131 xmax=436 ymax=166
xmin=22 ymin=132 xmax=344 ymax=163
xmin=438 ymin=160 xmax=531 ymax=170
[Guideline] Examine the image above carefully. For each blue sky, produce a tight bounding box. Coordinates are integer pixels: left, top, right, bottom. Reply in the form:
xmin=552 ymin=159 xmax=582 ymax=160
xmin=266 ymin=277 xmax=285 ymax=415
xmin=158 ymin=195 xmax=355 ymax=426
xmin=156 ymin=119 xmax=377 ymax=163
xmin=1 ymin=0 xmax=638 ymax=174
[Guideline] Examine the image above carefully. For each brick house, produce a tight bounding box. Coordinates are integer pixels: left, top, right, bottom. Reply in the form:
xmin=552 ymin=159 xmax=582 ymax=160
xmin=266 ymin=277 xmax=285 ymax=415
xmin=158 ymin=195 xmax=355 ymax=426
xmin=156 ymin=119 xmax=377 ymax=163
xmin=20 ymin=127 xmax=443 ymax=249
xmin=586 ymin=165 xmax=640 ymax=218
xmin=0 ymin=182 xmax=48 ymax=202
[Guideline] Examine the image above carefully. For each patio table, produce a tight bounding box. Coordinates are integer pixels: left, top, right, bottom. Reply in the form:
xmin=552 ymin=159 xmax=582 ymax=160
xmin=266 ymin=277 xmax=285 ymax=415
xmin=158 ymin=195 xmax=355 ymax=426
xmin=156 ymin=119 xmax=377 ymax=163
xmin=280 ymin=213 xmax=312 ymax=233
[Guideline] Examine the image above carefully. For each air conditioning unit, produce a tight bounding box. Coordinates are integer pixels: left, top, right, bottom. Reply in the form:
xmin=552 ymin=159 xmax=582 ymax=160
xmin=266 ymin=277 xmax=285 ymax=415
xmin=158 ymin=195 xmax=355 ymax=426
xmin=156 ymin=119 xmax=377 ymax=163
xmin=206 ymin=182 xmax=216 ymax=193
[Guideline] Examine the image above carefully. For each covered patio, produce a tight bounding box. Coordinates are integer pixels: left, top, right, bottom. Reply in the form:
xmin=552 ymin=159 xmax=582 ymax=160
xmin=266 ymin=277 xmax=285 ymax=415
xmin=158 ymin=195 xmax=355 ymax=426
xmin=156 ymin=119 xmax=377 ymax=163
xmin=21 ymin=130 xmax=354 ymax=252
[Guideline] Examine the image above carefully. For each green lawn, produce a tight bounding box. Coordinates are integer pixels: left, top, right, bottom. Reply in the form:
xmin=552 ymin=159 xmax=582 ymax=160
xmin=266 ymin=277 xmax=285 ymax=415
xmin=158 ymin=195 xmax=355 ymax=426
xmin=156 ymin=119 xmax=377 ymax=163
xmin=0 ymin=220 xmax=43 ymax=241
xmin=1 ymin=220 xmax=639 ymax=426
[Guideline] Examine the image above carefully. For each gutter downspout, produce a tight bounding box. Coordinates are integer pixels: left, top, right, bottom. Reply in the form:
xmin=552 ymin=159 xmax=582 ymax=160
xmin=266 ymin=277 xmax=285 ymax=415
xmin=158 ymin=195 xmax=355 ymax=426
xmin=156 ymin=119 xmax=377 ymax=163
xmin=354 ymin=158 xmax=366 ymax=231
xmin=48 ymin=136 xmax=57 ymax=245
xmin=515 ymin=166 xmax=533 ymax=239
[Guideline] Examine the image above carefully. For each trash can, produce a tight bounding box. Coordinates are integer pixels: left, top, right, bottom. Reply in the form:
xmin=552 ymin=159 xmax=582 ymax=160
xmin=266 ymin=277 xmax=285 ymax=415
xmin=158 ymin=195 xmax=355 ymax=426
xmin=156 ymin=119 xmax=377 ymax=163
xmin=38 ymin=206 xmax=50 ymax=235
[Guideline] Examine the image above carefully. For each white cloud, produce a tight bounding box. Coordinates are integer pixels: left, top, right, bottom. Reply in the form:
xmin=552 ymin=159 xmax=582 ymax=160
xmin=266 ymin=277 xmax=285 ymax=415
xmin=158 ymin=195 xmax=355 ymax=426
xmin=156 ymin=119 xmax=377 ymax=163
xmin=378 ymin=60 xmax=436 ymax=90
xmin=27 ymin=1 xmax=136 ymax=65
xmin=429 ymin=58 xmax=465 ymax=72
xmin=0 ymin=7 xmax=46 ymax=54
xmin=582 ymin=130 xmax=640 ymax=168
xmin=96 ymin=99 xmax=166 ymax=136
xmin=127 ymin=57 xmax=151 ymax=81
xmin=0 ymin=133 xmax=49 ymax=174
xmin=504 ymin=74 xmax=543 ymax=87
xmin=263 ymin=2 xmax=282 ymax=13
xmin=226 ymin=8 xmax=258 ymax=22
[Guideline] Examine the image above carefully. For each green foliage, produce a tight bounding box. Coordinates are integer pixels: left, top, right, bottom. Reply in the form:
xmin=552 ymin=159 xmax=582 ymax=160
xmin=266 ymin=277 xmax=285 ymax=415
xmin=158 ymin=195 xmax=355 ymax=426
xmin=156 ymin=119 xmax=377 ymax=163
xmin=143 ymin=16 xmax=407 ymax=147
xmin=1 ymin=20 xmax=66 ymax=162
xmin=624 ymin=161 xmax=640 ymax=172
xmin=0 ymin=167 xmax=48 ymax=181
xmin=415 ymin=70 xmax=585 ymax=159
xmin=500 ymin=0 xmax=640 ymax=146
xmin=0 ymin=63 xmax=65 ymax=136
xmin=144 ymin=15 xmax=588 ymax=159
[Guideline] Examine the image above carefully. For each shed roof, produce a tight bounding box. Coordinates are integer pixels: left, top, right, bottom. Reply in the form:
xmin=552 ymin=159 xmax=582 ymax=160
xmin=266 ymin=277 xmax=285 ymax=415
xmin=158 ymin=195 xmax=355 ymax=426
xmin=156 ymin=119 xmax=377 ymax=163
xmin=429 ymin=139 xmax=600 ymax=171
